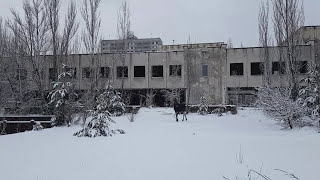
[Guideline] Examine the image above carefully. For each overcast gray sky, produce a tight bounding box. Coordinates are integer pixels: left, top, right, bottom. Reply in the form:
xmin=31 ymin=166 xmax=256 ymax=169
xmin=0 ymin=0 xmax=319 ymax=47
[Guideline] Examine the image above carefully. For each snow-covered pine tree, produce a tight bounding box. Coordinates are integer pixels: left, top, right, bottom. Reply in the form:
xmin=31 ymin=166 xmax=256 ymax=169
xmin=48 ymin=64 xmax=77 ymax=126
xmin=73 ymin=86 xmax=125 ymax=138
xmin=198 ymin=96 xmax=208 ymax=115
xmin=104 ymin=85 xmax=125 ymax=116
xmin=297 ymin=66 xmax=320 ymax=129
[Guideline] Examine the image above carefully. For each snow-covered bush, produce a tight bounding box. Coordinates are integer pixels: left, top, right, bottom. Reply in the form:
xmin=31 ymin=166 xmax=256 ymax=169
xmin=256 ymin=86 xmax=306 ymax=129
xmin=297 ymin=66 xmax=320 ymax=129
xmin=32 ymin=122 xmax=43 ymax=131
xmin=74 ymin=86 xmax=125 ymax=138
xmin=162 ymin=89 xmax=181 ymax=107
xmin=48 ymin=64 xmax=77 ymax=126
xmin=198 ymin=96 xmax=208 ymax=115
xmin=127 ymin=112 xmax=138 ymax=122
xmin=144 ymin=90 xmax=155 ymax=108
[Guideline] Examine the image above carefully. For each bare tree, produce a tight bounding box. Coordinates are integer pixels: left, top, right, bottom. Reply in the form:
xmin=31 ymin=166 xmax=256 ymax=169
xmin=81 ymin=0 xmax=101 ymax=55
xmin=81 ymin=0 xmax=102 ymax=109
xmin=70 ymin=34 xmax=82 ymax=54
xmin=2 ymin=20 xmax=27 ymax=109
xmin=227 ymin=38 xmax=233 ymax=48
xmin=4 ymin=0 xmax=78 ymax=114
xmin=7 ymin=0 xmax=50 ymax=113
xmin=258 ymin=0 xmax=272 ymax=86
xmin=0 ymin=17 xmax=12 ymax=109
xmin=185 ymin=38 xmax=197 ymax=109
xmin=45 ymin=0 xmax=60 ymax=72
xmin=116 ymin=1 xmax=131 ymax=91
xmin=60 ymin=1 xmax=79 ymax=56
xmin=45 ymin=0 xmax=79 ymax=57
xmin=272 ymin=0 xmax=304 ymax=100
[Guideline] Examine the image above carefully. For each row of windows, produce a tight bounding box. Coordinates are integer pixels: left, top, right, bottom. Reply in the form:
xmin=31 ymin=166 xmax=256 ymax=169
xmin=115 ymin=65 xmax=182 ymax=78
xmin=102 ymin=47 xmax=157 ymax=52
xmin=16 ymin=65 xmax=182 ymax=81
xmin=102 ymin=41 xmax=159 ymax=47
xmin=230 ymin=61 xmax=308 ymax=76
xmin=46 ymin=65 xmax=183 ymax=80
xmin=82 ymin=65 xmax=182 ymax=79
xmin=16 ymin=69 xmax=45 ymax=80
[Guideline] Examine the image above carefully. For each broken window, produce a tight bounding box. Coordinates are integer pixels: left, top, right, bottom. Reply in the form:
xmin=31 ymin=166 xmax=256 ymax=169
xmin=202 ymin=65 xmax=208 ymax=77
xmin=49 ymin=68 xmax=57 ymax=81
xmin=82 ymin=67 xmax=93 ymax=79
xmin=152 ymin=66 xmax=163 ymax=77
xmin=251 ymin=62 xmax=264 ymax=75
xmin=272 ymin=62 xmax=286 ymax=74
xmin=117 ymin=66 xmax=128 ymax=78
xmin=298 ymin=61 xmax=308 ymax=74
xmin=16 ymin=68 xmax=27 ymax=80
xmin=134 ymin=66 xmax=145 ymax=77
xmin=169 ymin=65 xmax=182 ymax=77
xmin=100 ymin=67 xmax=110 ymax=78
xmin=230 ymin=63 xmax=243 ymax=75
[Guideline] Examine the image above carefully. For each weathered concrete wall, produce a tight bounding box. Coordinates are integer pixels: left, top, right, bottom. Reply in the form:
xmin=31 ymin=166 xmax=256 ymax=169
xmin=186 ymin=45 xmax=226 ymax=105
xmin=226 ymin=45 xmax=313 ymax=89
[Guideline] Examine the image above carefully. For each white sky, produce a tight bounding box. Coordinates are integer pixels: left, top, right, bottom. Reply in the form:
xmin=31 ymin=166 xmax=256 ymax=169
xmin=0 ymin=0 xmax=319 ymax=47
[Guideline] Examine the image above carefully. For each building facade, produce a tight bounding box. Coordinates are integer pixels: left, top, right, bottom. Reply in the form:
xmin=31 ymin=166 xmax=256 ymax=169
xmin=2 ymin=26 xmax=320 ymax=107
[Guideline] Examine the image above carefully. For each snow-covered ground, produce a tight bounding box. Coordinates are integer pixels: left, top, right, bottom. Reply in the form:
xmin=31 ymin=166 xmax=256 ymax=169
xmin=0 ymin=108 xmax=319 ymax=180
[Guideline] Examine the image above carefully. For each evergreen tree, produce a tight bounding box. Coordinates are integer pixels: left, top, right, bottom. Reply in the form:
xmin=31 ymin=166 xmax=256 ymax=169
xmin=103 ymin=85 xmax=126 ymax=116
xmin=48 ymin=64 xmax=77 ymax=126
xmin=198 ymin=96 xmax=208 ymax=115
xmin=74 ymin=85 xmax=125 ymax=138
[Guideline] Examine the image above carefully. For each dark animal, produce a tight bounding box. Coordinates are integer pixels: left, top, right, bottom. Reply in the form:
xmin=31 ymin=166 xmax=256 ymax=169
xmin=173 ymin=102 xmax=187 ymax=122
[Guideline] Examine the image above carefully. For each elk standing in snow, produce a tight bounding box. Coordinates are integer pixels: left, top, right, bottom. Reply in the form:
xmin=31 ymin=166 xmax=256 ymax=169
xmin=173 ymin=101 xmax=187 ymax=122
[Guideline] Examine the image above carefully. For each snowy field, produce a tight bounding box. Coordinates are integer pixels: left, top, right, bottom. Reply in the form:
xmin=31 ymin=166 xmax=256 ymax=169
xmin=0 ymin=108 xmax=319 ymax=180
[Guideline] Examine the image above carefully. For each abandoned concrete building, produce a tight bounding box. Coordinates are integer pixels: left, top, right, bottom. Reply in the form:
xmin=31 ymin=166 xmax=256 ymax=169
xmin=101 ymin=32 xmax=163 ymax=53
xmin=2 ymin=26 xmax=320 ymax=106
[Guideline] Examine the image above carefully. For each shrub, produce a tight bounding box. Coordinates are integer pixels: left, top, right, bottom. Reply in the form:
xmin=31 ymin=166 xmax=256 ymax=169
xmin=256 ymin=86 xmax=306 ymax=129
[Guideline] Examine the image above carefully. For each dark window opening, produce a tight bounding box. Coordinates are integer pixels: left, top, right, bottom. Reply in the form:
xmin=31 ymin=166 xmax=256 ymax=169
xmin=272 ymin=62 xmax=286 ymax=74
xmin=230 ymin=63 xmax=244 ymax=75
xmin=65 ymin=67 xmax=77 ymax=78
xmin=82 ymin=67 xmax=93 ymax=79
xmin=202 ymin=65 xmax=208 ymax=77
xmin=299 ymin=61 xmax=308 ymax=74
xmin=32 ymin=69 xmax=44 ymax=79
xmin=169 ymin=65 xmax=182 ymax=77
xmin=16 ymin=69 xmax=27 ymax=80
xmin=49 ymin=68 xmax=57 ymax=81
xmin=134 ymin=66 xmax=145 ymax=77
xmin=100 ymin=67 xmax=110 ymax=78
xmin=117 ymin=66 xmax=128 ymax=78
xmin=152 ymin=66 xmax=163 ymax=77
xmin=251 ymin=62 xmax=264 ymax=75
